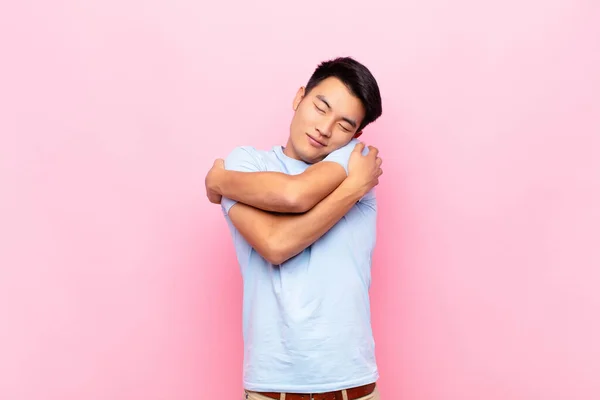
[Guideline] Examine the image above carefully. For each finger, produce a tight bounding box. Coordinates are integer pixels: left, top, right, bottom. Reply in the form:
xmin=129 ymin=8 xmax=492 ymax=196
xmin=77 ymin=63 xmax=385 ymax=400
xmin=367 ymin=146 xmax=379 ymax=157
xmin=377 ymin=168 xmax=383 ymax=177
xmin=353 ymin=142 xmax=366 ymax=153
xmin=376 ymin=157 xmax=382 ymax=167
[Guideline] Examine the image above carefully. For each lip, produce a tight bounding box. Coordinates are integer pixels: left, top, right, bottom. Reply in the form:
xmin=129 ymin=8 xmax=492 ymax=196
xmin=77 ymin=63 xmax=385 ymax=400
xmin=306 ymin=133 xmax=326 ymax=148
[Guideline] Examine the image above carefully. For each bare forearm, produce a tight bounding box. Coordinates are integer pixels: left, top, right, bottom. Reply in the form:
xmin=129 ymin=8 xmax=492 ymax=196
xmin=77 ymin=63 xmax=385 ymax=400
xmin=266 ymin=180 xmax=363 ymax=263
xmin=214 ymin=162 xmax=346 ymax=213
xmin=273 ymin=186 xmax=358 ymax=258
xmin=225 ymin=141 xmax=381 ymax=265
xmin=228 ymin=179 xmax=363 ymax=265
xmin=216 ymin=170 xmax=298 ymax=212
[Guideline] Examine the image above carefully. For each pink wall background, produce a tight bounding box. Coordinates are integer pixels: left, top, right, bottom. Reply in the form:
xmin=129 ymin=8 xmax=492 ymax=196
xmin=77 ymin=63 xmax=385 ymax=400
xmin=1 ymin=1 xmax=599 ymax=399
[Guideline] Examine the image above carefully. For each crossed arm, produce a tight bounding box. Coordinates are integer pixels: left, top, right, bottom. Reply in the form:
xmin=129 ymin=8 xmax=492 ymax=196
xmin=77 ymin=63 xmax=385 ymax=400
xmin=209 ymin=160 xmax=362 ymax=265
xmin=227 ymin=177 xmax=364 ymax=265
xmin=210 ymin=160 xmax=348 ymax=214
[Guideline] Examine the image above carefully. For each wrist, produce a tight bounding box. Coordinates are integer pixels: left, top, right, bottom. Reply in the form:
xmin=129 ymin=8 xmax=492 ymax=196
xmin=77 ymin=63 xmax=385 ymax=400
xmin=339 ymin=178 xmax=367 ymax=202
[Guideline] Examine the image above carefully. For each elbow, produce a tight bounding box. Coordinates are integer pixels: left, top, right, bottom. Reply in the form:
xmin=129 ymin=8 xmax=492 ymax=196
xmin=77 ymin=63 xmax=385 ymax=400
xmin=283 ymin=186 xmax=313 ymax=213
xmin=265 ymin=253 xmax=287 ymax=266
xmin=263 ymin=248 xmax=288 ymax=266
xmin=261 ymin=240 xmax=290 ymax=265
xmin=284 ymin=194 xmax=310 ymax=214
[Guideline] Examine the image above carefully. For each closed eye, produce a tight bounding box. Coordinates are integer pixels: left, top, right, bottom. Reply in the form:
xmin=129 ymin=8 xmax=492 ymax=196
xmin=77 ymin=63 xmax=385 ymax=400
xmin=314 ymin=103 xmax=325 ymax=114
xmin=339 ymin=124 xmax=351 ymax=132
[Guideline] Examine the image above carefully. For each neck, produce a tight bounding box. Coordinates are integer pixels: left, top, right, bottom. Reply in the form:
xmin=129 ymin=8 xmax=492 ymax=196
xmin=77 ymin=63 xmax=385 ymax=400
xmin=282 ymin=137 xmax=301 ymax=160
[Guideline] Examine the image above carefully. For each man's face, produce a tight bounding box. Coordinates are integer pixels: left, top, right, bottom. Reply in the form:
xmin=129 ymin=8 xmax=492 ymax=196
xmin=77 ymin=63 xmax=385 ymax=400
xmin=286 ymin=77 xmax=366 ymax=163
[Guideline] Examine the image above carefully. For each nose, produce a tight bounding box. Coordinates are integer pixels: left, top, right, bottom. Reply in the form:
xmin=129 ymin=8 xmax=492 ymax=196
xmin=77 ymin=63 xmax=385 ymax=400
xmin=315 ymin=120 xmax=333 ymax=138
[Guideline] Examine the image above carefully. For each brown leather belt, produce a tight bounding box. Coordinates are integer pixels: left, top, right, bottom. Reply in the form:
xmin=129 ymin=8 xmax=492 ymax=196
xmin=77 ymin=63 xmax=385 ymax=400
xmin=254 ymin=382 xmax=376 ymax=400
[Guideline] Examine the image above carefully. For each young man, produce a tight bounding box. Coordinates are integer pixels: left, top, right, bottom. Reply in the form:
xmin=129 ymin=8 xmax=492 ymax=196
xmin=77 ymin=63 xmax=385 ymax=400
xmin=205 ymin=57 xmax=384 ymax=400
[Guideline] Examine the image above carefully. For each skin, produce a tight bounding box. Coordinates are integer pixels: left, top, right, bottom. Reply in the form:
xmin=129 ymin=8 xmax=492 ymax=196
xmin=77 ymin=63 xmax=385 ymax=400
xmin=284 ymin=77 xmax=365 ymax=164
xmin=205 ymin=77 xmax=374 ymax=211
xmin=225 ymin=143 xmax=381 ymax=265
xmin=205 ymin=77 xmax=383 ymax=264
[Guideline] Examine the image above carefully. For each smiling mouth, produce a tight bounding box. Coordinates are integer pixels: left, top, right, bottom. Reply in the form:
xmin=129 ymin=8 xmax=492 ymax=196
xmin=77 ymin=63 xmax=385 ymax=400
xmin=307 ymin=133 xmax=326 ymax=147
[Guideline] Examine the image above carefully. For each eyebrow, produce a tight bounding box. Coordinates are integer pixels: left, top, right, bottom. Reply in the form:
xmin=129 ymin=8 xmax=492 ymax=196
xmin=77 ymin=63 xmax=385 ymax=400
xmin=316 ymin=95 xmax=357 ymax=128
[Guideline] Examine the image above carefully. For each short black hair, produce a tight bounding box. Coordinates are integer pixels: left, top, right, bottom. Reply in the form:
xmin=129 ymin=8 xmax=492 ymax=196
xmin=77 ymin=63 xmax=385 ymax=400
xmin=305 ymin=57 xmax=382 ymax=133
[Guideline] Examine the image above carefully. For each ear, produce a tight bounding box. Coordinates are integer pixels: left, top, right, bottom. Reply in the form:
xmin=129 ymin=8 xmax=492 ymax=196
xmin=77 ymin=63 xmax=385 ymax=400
xmin=292 ymin=87 xmax=306 ymax=111
xmin=353 ymin=130 xmax=363 ymax=139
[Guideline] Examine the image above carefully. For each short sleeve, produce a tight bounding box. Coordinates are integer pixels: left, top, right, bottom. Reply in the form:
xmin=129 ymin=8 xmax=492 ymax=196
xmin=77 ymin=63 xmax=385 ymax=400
xmin=220 ymin=146 xmax=265 ymax=215
xmin=360 ymin=188 xmax=377 ymax=209
xmin=322 ymin=138 xmax=369 ymax=175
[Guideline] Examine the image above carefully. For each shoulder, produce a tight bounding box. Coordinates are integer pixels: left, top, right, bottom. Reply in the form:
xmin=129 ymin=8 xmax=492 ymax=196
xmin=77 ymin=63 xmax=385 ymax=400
xmin=322 ymin=139 xmax=364 ymax=175
xmin=326 ymin=138 xmax=361 ymax=158
xmin=224 ymin=146 xmax=270 ymax=172
xmin=225 ymin=145 xmax=261 ymax=162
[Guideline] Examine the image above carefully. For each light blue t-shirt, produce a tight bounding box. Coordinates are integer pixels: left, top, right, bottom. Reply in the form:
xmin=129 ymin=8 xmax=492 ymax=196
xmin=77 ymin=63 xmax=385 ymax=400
xmin=221 ymin=139 xmax=378 ymax=393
